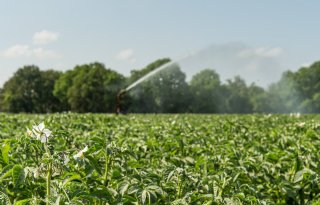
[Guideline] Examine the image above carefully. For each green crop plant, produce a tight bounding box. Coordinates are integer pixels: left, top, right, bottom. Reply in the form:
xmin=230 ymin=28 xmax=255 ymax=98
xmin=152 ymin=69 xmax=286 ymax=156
xmin=0 ymin=113 xmax=320 ymax=204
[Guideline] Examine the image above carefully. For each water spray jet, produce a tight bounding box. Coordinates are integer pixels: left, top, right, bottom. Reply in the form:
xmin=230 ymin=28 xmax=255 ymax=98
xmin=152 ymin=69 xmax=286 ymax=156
xmin=114 ymin=47 xmax=203 ymax=113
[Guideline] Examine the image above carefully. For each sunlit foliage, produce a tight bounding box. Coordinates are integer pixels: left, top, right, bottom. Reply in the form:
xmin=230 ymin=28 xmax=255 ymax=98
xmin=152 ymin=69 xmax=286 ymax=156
xmin=0 ymin=114 xmax=320 ymax=204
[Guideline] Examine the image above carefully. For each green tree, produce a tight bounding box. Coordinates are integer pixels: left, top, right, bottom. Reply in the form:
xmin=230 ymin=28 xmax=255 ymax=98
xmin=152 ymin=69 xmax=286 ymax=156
xmin=128 ymin=83 xmax=157 ymax=113
xmin=0 ymin=65 xmax=42 ymax=112
xmin=149 ymin=64 xmax=190 ymax=113
xmin=0 ymin=88 xmax=2 ymax=112
xmin=223 ymin=76 xmax=253 ymax=113
xmin=54 ymin=62 xmax=125 ymax=112
xmin=0 ymin=65 xmax=62 ymax=113
xmin=38 ymin=70 xmax=63 ymax=112
xmin=189 ymin=69 xmax=223 ymax=113
xmin=292 ymin=62 xmax=320 ymax=112
xmin=247 ymin=83 xmax=267 ymax=113
xmin=261 ymin=71 xmax=301 ymax=113
xmin=53 ymin=69 xmax=77 ymax=111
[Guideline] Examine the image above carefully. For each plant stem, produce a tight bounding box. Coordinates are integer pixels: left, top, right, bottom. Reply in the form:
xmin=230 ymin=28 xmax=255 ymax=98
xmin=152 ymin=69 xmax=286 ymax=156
xmin=62 ymin=188 xmax=71 ymax=202
xmin=45 ymin=144 xmax=52 ymax=205
xmin=177 ymin=177 xmax=181 ymax=198
xmin=46 ymin=161 xmax=52 ymax=205
xmin=103 ymin=154 xmax=109 ymax=186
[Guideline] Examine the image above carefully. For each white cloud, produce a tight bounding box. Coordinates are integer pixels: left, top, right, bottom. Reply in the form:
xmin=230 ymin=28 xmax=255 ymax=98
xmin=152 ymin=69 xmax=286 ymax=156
xmin=3 ymin=44 xmax=59 ymax=59
xmin=3 ymin=44 xmax=31 ymax=58
xmin=116 ymin=48 xmax=136 ymax=63
xmin=33 ymin=30 xmax=59 ymax=45
xmin=2 ymin=30 xmax=61 ymax=60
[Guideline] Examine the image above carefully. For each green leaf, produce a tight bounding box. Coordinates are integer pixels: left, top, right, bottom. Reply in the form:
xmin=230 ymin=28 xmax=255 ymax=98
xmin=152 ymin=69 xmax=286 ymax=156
xmin=69 ymin=197 xmax=86 ymax=205
xmin=54 ymin=196 xmax=61 ymax=205
xmin=0 ymin=164 xmax=14 ymax=181
xmin=294 ymin=168 xmax=313 ymax=183
xmin=167 ymin=170 xmax=175 ymax=182
xmin=119 ymin=183 xmax=129 ymax=196
xmin=232 ymin=173 xmax=240 ymax=183
xmin=13 ymin=198 xmax=31 ymax=205
xmin=1 ymin=144 xmax=10 ymax=164
xmin=234 ymin=192 xmax=245 ymax=200
xmin=127 ymin=185 xmax=139 ymax=195
xmin=0 ymin=191 xmax=11 ymax=205
xmin=199 ymin=194 xmax=213 ymax=199
xmin=63 ymin=174 xmax=82 ymax=186
xmin=107 ymin=187 xmax=118 ymax=198
xmin=141 ymin=190 xmax=147 ymax=205
xmin=90 ymin=137 xmax=104 ymax=145
xmin=86 ymin=155 xmax=102 ymax=175
xmin=123 ymin=195 xmax=137 ymax=203
xmin=12 ymin=165 xmax=25 ymax=187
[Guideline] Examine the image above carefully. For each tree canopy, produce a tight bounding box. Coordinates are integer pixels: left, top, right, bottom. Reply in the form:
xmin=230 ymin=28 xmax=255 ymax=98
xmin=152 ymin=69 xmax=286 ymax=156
xmin=54 ymin=62 xmax=125 ymax=113
xmin=189 ymin=69 xmax=223 ymax=113
xmin=1 ymin=59 xmax=320 ymax=113
xmin=0 ymin=65 xmax=62 ymax=113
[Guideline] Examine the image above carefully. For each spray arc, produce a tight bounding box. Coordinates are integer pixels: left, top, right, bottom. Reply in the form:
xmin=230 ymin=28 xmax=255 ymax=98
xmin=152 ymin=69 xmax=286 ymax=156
xmin=115 ymin=49 xmax=201 ymax=114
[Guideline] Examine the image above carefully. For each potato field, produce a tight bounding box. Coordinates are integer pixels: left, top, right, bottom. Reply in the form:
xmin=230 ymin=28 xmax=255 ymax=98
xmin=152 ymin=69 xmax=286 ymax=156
xmin=0 ymin=114 xmax=320 ymax=204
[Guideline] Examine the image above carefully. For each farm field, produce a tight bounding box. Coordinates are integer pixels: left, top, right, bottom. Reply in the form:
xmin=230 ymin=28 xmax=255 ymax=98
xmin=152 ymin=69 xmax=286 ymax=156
xmin=0 ymin=114 xmax=320 ymax=204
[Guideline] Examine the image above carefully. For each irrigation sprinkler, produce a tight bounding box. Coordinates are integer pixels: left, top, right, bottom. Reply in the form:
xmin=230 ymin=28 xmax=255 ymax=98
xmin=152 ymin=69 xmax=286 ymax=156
xmin=115 ymin=89 xmax=126 ymax=114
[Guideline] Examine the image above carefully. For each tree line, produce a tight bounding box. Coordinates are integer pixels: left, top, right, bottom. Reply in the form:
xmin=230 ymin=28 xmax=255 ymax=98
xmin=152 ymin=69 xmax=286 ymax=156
xmin=0 ymin=58 xmax=319 ymax=113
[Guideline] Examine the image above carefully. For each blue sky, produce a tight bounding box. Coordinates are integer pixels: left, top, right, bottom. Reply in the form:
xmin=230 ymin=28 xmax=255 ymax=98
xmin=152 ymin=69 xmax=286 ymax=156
xmin=1 ymin=0 xmax=320 ymax=87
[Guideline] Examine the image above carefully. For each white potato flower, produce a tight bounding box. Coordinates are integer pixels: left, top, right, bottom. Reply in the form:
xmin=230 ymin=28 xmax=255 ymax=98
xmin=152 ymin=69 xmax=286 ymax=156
xmin=27 ymin=128 xmax=33 ymax=137
xmin=33 ymin=168 xmax=40 ymax=179
xmin=73 ymin=146 xmax=88 ymax=160
xmin=290 ymin=113 xmax=301 ymax=118
xmin=297 ymin=122 xmax=305 ymax=127
xmin=64 ymin=155 xmax=70 ymax=165
xmin=27 ymin=122 xmax=52 ymax=143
